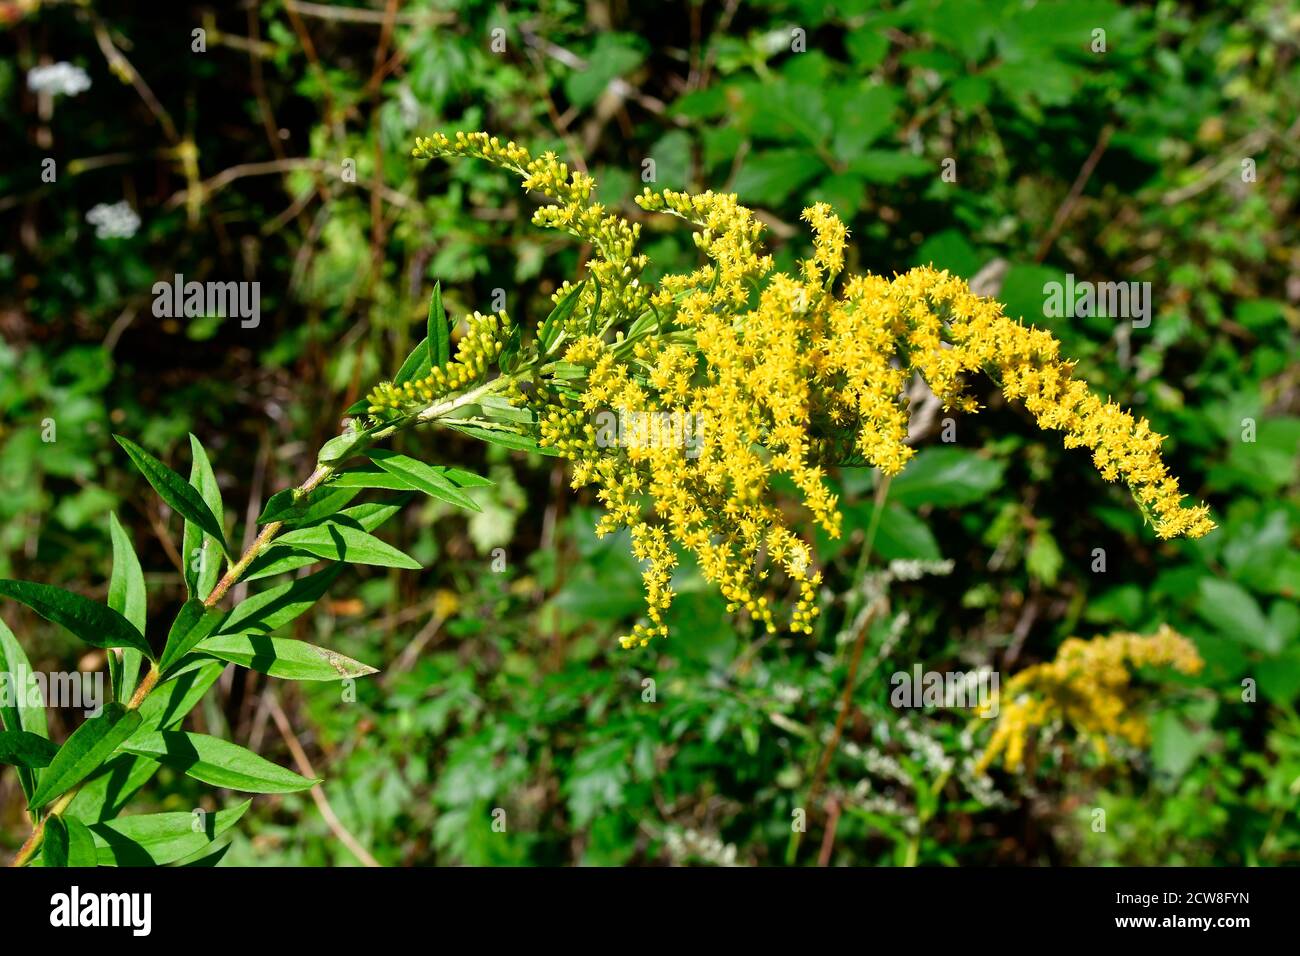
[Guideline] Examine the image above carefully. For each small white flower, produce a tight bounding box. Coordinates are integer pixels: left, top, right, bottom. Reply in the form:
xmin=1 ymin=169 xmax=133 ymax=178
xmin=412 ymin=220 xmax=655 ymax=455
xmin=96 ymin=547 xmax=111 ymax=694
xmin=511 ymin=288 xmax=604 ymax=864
xmin=85 ymin=201 xmax=141 ymax=240
xmin=27 ymin=62 xmax=92 ymax=97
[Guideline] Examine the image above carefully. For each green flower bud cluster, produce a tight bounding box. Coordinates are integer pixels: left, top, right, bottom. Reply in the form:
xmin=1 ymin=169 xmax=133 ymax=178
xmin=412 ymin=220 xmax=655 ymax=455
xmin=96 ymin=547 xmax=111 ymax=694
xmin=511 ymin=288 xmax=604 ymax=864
xmin=367 ymin=310 xmax=511 ymax=414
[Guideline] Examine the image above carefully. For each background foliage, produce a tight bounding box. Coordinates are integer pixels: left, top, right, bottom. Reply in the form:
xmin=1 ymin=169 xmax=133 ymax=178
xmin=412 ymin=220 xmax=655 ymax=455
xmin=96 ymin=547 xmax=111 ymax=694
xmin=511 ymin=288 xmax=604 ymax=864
xmin=1 ymin=0 xmax=1297 ymax=865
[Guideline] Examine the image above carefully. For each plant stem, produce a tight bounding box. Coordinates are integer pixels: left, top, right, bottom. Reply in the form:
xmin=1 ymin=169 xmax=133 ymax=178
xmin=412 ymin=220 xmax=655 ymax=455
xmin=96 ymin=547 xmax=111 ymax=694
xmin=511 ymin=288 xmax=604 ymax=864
xmin=785 ymin=477 xmax=894 ymax=865
xmin=10 ymin=388 xmax=501 ymax=865
xmin=7 ymin=460 xmax=338 ymax=867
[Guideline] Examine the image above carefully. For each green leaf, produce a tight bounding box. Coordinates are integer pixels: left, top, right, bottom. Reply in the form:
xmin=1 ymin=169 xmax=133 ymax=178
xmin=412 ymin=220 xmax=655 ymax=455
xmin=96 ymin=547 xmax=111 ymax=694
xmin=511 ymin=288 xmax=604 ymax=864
xmin=429 ymin=281 xmax=451 ymax=368
xmin=30 ymin=704 xmax=143 ymax=810
xmin=539 ymin=281 xmax=586 ymax=351
xmin=258 ymin=484 xmax=361 ymax=526
xmin=1195 ymin=579 xmax=1279 ymax=654
xmin=66 ymin=817 xmax=99 ymax=866
xmin=889 ymin=448 xmax=1006 ymax=507
xmin=107 ymin=513 xmax=147 ymax=634
xmin=1026 ymin=525 xmax=1064 ymax=587
xmin=43 ymin=815 xmax=70 ymax=867
xmin=178 ymin=842 xmax=232 ymax=867
xmin=197 ymin=634 xmax=378 ymax=681
xmin=317 ymin=424 xmax=382 ymax=464
xmin=135 ymin=661 xmax=225 ymax=735
xmin=223 ymin=505 xmax=406 ymax=587
xmin=565 ymin=34 xmax=645 ymax=108
xmin=332 ymin=498 xmax=412 ymax=532
xmin=214 ymin=566 xmax=341 ymax=639
xmin=182 ymin=434 xmax=225 ymax=599
xmin=0 ymin=580 xmax=154 ymax=660
xmin=342 ymin=397 xmax=371 ymax=416
xmin=446 ymin=422 xmax=562 ymax=455
xmin=330 ymin=465 xmax=418 ymax=491
xmin=276 ymin=522 xmax=421 ymax=569
xmin=846 ymin=150 xmax=932 ymax=184
xmin=64 ymin=754 xmax=161 ymax=824
xmin=159 ymin=600 xmax=225 ymax=673
xmin=107 ymin=512 xmax=147 ymax=704
xmin=872 ymin=504 xmax=942 ymax=561
xmin=90 ymin=799 xmax=250 ymax=866
xmin=0 ymin=730 xmax=59 ymax=768
xmin=114 ymin=435 xmax=233 ymax=561
xmin=437 ymin=467 xmax=492 ymax=489
xmin=391 ymin=284 xmax=450 ymax=386
xmin=241 ymin=547 xmax=323 ymax=582
xmin=43 ymin=816 xmax=97 ymax=868
xmin=368 ymin=449 xmax=483 ymax=511
xmin=0 ymin=617 xmax=47 ymax=739
xmin=392 ymin=339 xmax=430 ymax=386
xmin=732 ymin=149 xmax=824 ymax=205
xmin=122 ymin=731 xmax=317 ymax=793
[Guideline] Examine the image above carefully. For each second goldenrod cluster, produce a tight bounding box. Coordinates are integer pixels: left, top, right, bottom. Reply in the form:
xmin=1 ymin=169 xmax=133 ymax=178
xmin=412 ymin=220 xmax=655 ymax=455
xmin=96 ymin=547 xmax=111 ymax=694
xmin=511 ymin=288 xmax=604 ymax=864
xmin=372 ymin=132 xmax=1216 ymax=648
xmin=978 ymin=626 xmax=1204 ymax=772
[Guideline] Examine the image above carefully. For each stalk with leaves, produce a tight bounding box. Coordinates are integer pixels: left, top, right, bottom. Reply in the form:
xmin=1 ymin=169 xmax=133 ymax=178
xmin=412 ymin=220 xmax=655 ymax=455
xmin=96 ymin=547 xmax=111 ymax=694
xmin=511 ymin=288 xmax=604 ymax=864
xmin=2 ymin=133 xmax=1215 ymax=866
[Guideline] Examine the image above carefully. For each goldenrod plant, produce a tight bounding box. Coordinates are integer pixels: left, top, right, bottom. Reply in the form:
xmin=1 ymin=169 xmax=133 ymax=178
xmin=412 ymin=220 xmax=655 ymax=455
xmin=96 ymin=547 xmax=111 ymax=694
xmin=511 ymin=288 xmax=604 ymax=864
xmin=374 ymin=133 xmax=1213 ymax=648
xmin=1 ymin=133 xmax=1215 ymax=867
xmin=977 ymin=626 xmax=1205 ymax=773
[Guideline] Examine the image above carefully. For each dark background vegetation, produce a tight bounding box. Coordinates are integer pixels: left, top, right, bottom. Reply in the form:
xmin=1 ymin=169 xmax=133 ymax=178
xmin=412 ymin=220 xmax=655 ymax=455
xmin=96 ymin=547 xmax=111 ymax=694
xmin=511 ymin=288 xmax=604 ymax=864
xmin=1 ymin=0 xmax=1297 ymax=864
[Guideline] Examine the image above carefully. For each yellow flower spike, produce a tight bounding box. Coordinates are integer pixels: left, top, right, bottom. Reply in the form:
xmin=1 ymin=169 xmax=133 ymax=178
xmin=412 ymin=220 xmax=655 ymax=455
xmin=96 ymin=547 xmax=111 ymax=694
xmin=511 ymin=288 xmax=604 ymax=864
xmin=387 ymin=133 xmax=1216 ymax=646
xmin=977 ymin=626 xmax=1203 ymax=773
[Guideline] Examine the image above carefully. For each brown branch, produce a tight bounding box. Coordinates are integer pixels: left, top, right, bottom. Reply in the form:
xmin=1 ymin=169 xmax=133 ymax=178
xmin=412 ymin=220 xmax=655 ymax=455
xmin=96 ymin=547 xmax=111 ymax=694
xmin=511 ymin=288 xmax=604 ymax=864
xmin=265 ymin=689 xmax=381 ymax=867
xmin=1034 ymin=124 xmax=1113 ymax=263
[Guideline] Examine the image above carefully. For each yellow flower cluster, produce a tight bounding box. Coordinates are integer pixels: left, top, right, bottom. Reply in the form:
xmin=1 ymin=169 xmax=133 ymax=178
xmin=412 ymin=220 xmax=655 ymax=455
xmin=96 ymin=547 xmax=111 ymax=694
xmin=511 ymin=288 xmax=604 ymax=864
xmin=368 ymin=310 xmax=511 ymax=412
xmin=978 ymin=625 xmax=1203 ymax=772
xmin=414 ymin=132 xmax=648 ymax=335
xmin=392 ymin=132 xmax=1216 ymax=647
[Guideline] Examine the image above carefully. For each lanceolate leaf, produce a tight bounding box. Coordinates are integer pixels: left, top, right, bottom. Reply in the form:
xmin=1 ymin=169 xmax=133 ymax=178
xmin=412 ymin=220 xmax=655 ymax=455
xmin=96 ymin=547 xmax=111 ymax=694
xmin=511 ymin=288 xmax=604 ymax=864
xmin=316 ymin=424 xmax=383 ymax=465
xmin=0 ymin=730 xmax=59 ymax=768
xmin=330 ymin=465 xmax=425 ymax=491
xmin=179 ymin=843 xmax=232 ymax=867
xmin=42 ymin=815 xmax=70 ymax=868
xmin=429 ymin=281 xmax=451 ymax=368
xmin=242 ymin=547 xmax=322 ymax=582
xmin=38 ymin=816 xmax=99 ymax=868
xmin=0 ymin=617 xmax=47 ymax=739
xmin=197 ymin=634 xmax=378 ymax=681
xmin=136 ymin=661 xmax=226 ymax=735
xmin=159 ymin=600 xmax=225 ymax=673
xmin=182 ymin=434 xmax=225 ymax=599
xmin=276 ymin=522 xmax=421 ymax=569
xmin=0 ymin=619 xmax=46 ymax=800
xmin=446 ymin=422 xmax=562 ymax=455
xmin=114 ymin=435 xmax=234 ymax=561
xmin=368 ymin=449 xmax=483 ymax=511
xmin=332 ymin=498 xmax=412 ymax=532
xmin=214 ymin=565 xmax=341 ymax=639
xmin=107 ymin=512 xmax=147 ymax=704
xmin=122 ymin=731 xmax=318 ymax=793
xmin=107 ymin=513 xmax=147 ymax=634
xmin=539 ymin=280 xmax=586 ymax=351
xmin=64 ymin=817 xmax=99 ymax=866
xmin=258 ymin=484 xmax=361 ymax=526
xmin=392 ymin=339 xmax=430 ymax=386
xmin=30 ymin=704 xmax=143 ymax=810
xmin=0 ymin=580 xmax=154 ymax=660
xmin=90 ymin=799 xmax=251 ymax=866
xmin=65 ymin=754 xmax=162 ymax=825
